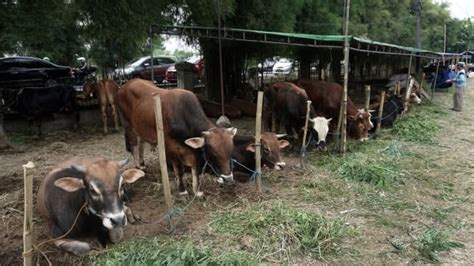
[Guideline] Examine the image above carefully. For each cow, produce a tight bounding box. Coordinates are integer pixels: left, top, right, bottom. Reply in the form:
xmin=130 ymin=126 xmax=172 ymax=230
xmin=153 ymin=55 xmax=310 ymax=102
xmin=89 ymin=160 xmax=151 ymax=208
xmin=294 ymin=79 xmax=372 ymax=142
xmin=117 ymin=79 xmax=236 ymax=197
xmin=263 ymin=81 xmax=331 ymax=150
xmin=81 ymin=79 xmax=120 ymax=134
xmin=36 ymin=156 xmax=144 ymax=256
xmin=370 ymin=94 xmax=404 ymax=131
xmin=13 ymin=85 xmax=78 ymax=136
xmin=232 ymin=132 xmax=289 ymax=182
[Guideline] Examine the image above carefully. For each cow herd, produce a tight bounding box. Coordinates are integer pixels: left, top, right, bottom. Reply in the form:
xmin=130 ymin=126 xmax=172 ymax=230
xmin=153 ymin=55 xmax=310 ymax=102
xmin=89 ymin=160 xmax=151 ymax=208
xmin=36 ymin=77 xmax=417 ymax=256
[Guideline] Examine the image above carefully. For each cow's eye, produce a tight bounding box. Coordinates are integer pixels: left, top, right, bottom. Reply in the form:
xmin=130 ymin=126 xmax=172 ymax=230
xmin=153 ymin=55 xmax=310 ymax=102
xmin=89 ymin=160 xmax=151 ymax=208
xmin=264 ymin=147 xmax=271 ymax=153
xmin=89 ymin=187 xmax=100 ymax=198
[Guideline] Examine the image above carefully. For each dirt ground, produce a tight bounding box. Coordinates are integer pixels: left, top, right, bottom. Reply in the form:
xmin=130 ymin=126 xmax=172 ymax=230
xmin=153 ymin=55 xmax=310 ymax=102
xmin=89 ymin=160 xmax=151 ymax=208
xmin=1 ymin=83 xmax=473 ymax=264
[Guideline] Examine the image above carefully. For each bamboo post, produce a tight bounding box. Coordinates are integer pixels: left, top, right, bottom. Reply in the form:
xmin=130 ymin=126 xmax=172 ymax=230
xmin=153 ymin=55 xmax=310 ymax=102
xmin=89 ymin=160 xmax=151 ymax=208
xmin=255 ymin=91 xmax=263 ymax=193
xmin=340 ymin=0 xmax=351 ymax=155
xmin=377 ymin=91 xmax=386 ymax=131
xmin=153 ymin=93 xmax=172 ymax=210
xmin=403 ymin=78 xmax=414 ymax=115
xmin=23 ymin=161 xmax=35 ymax=266
xmin=420 ymin=72 xmax=425 ymax=91
xmin=364 ymin=85 xmax=371 ymax=111
xmin=432 ymin=59 xmax=440 ymax=100
xmin=395 ymin=81 xmax=400 ymax=96
xmin=300 ymin=101 xmax=312 ymax=167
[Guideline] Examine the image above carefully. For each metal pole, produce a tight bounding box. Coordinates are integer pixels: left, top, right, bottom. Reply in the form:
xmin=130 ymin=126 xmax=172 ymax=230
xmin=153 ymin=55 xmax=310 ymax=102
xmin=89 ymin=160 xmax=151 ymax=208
xmin=217 ymin=0 xmax=225 ymax=116
xmin=153 ymin=93 xmax=172 ymax=210
xmin=341 ymin=0 xmax=351 ymax=155
xmin=255 ymin=91 xmax=263 ymax=193
xmin=150 ymin=26 xmax=154 ymax=83
xmin=443 ymin=24 xmax=447 ymax=53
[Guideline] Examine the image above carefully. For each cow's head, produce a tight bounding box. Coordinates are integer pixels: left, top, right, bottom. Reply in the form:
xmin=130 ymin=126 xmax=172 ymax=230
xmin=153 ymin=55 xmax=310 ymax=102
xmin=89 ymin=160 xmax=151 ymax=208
xmin=309 ymin=117 xmax=332 ymax=151
xmin=348 ymin=109 xmax=372 ymax=142
xmin=246 ymin=133 xmax=290 ymax=170
xmin=53 ymin=157 xmax=144 ymax=230
xmin=185 ymin=127 xmax=237 ymax=183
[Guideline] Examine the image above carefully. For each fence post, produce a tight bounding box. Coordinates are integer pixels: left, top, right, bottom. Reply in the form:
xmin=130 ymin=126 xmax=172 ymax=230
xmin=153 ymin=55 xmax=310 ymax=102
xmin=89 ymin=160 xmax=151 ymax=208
xmin=255 ymin=91 xmax=263 ymax=193
xmin=300 ymin=100 xmax=312 ymax=167
xmin=377 ymin=91 xmax=386 ymax=131
xmin=153 ymin=93 xmax=172 ymax=210
xmin=23 ymin=161 xmax=35 ymax=266
xmin=364 ymin=85 xmax=371 ymax=111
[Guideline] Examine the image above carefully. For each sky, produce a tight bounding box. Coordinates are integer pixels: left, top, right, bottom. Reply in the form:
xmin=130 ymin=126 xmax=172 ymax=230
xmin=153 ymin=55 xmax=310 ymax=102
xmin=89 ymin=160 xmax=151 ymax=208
xmin=163 ymin=0 xmax=474 ymax=54
xmin=434 ymin=0 xmax=474 ymax=19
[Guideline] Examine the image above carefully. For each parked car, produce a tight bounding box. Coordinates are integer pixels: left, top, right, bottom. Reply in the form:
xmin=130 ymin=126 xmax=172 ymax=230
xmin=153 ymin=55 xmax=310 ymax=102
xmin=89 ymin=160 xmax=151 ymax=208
xmin=164 ymin=56 xmax=205 ymax=83
xmin=258 ymin=58 xmax=277 ymax=74
xmin=272 ymin=58 xmax=294 ymax=75
xmin=113 ymin=56 xmax=177 ymax=84
xmin=0 ymin=56 xmax=74 ymax=89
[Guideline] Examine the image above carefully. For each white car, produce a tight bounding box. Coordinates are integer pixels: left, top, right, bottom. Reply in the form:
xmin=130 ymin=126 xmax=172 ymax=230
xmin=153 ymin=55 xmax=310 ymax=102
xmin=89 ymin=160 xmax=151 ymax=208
xmin=272 ymin=58 xmax=293 ymax=75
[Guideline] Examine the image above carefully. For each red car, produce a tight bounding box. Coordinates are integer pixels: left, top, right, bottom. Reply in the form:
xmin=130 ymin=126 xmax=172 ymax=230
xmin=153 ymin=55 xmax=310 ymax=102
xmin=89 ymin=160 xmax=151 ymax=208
xmin=164 ymin=56 xmax=204 ymax=83
xmin=114 ymin=56 xmax=177 ymax=84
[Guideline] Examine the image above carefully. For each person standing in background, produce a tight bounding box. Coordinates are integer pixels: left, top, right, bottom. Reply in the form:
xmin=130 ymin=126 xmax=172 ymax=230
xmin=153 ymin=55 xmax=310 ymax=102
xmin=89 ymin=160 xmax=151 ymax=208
xmin=447 ymin=62 xmax=467 ymax=112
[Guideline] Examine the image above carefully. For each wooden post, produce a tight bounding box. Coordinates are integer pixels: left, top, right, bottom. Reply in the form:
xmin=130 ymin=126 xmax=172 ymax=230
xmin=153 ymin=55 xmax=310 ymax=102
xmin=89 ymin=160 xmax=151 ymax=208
xmin=403 ymin=78 xmax=414 ymax=115
xmin=432 ymin=59 xmax=440 ymax=100
xmin=341 ymin=0 xmax=351 ymax=155
xmin=300 ymin=100 xmax=312 ymax=167
xmin=364 ymin=85 xmax=371 ymax=111
xmin=255 ymin=91 xmax=263 ymax=193
xmin=405 ymin=55 xmax=413 ymax=90
xmin=23 ymin=161 xmax=35 ymax=266
xmin=153 ymin=93 xmax=172 ymax=210
xmin=377 ymin=91 xmax=385 ymax=131
xmin=395 ymin=81 xmax=400 ymax=96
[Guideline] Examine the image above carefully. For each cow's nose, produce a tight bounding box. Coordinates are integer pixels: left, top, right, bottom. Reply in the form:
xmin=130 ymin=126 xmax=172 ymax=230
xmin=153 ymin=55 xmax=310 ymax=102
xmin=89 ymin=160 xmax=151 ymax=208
xmin=104 ymin=212 xmax=127 ymax=228
xmin=110 ymin=215 xmax=126 ymax=227
xmin=219 ymin=173 xmax=233 ymax=183
xmin=275 ymin=161 xmax=286 ymax=170
xmin=318 ymin=141 xmax=327 ymax=151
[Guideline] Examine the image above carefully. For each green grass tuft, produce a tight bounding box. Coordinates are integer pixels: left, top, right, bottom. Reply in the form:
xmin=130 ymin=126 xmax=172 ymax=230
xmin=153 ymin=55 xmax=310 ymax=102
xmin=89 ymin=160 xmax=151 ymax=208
xmin=209 ymin=201 xmax=350 ymax=260
xmin=90 ymin=237 xmax=259 ymax=265
xmin=390 ymin=102 xmax=447 ymax=144
xmin=416 ymin=228 xmax=464 ymax=262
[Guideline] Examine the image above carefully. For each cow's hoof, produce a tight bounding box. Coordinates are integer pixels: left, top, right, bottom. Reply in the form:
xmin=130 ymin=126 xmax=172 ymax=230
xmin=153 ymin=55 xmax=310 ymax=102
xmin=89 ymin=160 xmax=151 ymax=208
xmin=179 ymin=191 xmax=188 ymax=196
xmin=195 ymin=191 xmax=204 ymax=197
xmin=108 ymin=227 xmax=124 ymax=243
xmin=56 ymin=240 xmax=91 ymax=256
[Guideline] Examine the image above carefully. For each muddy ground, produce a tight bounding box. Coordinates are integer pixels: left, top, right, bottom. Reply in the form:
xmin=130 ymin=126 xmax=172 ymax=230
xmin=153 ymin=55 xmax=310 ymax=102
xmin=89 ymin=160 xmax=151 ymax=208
xmin=1 ymin=86 xmax=473 ymax=264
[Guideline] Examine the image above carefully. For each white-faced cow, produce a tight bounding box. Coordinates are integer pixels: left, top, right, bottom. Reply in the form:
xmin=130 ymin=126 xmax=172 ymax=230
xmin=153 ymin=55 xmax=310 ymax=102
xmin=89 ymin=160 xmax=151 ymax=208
xmin=232 ymin=132 xmax=290 ymax=182
xmin=117 ymin=79 xmax=236 ymax=197
xmin=263 ymin=81 xmax=332 ymax=150
xmin=37 ymin=156 xmax=144 ymax=256
xmin=294 ymin=79 xmax=372 ymax=142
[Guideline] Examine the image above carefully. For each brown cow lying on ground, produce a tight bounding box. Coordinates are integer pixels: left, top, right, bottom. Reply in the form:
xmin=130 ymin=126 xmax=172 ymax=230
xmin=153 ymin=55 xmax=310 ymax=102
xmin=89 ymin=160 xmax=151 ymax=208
xmin=197 ymin=95 xmax=242 ymax=119
xmin=82 ymin=79 xmax=120 ymax=134
xmin=294 ymin=79 xmax=372 ymax=142
xmin=232 ymin=132 xmax=289 ymax=182
xmin=264 ymin=81 xmax=332 ymax=150
xmin=117 ymin=79 xmax=236 ymax=197
xmin=37 ymin=156 xmax=144 ymax=256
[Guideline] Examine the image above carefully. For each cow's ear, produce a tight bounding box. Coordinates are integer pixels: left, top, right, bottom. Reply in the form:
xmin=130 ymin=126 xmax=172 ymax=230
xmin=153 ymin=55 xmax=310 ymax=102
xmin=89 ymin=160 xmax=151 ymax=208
xmin=279 ymin=140 xmax=290 ymax=149
xmin=227 ymin=127 xmax=237 ymax=137
xmin=246 ymin=143 xmax=256 ymax=153
xmin=122 ymin=169 xmax=145 ymax=184
xmin=54 ymin=177 xmax=84 ymax=192
xmin=185 ymin=137 xmax=205 ymax=149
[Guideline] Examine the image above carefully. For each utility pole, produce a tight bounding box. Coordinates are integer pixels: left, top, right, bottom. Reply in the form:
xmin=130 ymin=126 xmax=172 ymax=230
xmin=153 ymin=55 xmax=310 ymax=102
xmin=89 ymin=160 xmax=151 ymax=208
xmin=411 ymin=0 xmax=422 ymax=72
xmin=444 ymin=24 xmax=447 ymax=53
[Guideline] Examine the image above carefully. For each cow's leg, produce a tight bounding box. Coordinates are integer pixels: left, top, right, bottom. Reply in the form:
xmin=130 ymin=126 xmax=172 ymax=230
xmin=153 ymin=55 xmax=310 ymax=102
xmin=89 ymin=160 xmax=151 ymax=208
xmin=191 ymin=168 xmax=203 ymax=197
xmin=138 ymin=138 xmax=145 ymax=169
xmin=172 ymin=160 xmax=187 ymax=195
xmin=274 ymin=116 xmax=281 ymax=133
xmin=110 ymin=104 xmax=120 ymax=132
xmin=54 ymin=239 xmax=91 ymax=256
xmin=100 ymin=104 xmax=108 ymax=134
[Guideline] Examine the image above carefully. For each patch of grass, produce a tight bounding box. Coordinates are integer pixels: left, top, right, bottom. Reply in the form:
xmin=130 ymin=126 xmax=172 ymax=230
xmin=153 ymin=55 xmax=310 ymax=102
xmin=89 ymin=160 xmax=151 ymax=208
xmin=390 ymin=102 xmax=447 ymax=144
xmin=429 ymin=207 xmax=455 ymax=222
xmin=209 ymin=201 xmax=350 ymax=260
xmin=90 ymin=237 xmax=259 ymax=265
xmin=416 ymin=228 xmax=464 ymax=262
